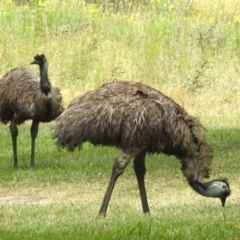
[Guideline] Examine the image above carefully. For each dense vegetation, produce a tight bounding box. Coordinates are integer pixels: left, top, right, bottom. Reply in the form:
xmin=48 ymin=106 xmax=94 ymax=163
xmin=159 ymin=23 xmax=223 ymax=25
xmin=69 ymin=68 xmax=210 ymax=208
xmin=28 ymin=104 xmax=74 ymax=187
xmin=0 ymin=0 xmax=239 ymax=239
xmin=0 ymin=0 xmax=240 ymax=116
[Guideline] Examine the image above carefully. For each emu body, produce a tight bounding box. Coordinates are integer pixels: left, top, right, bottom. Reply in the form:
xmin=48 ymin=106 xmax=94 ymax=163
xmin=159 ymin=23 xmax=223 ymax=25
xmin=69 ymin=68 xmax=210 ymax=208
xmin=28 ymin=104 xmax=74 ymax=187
xmin=0 ymin=54 xmax=64 ymax=167
xmin=54 ymin=81 xmax=230 ymax=216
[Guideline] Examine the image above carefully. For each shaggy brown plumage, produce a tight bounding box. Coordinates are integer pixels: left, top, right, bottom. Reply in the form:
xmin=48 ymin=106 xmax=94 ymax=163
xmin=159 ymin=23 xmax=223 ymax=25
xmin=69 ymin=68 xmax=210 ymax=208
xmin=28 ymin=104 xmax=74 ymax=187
xmin=0 ymin=54 xmax=64 ymax=167
xmin=54 ymin=81 xmax=222 ymax=216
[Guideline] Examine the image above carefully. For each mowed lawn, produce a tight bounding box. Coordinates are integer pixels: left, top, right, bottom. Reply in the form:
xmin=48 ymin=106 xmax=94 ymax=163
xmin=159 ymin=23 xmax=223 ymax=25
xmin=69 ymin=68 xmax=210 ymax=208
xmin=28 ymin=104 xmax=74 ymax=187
xmin=0 ymin=120 xmax=239 ymax=239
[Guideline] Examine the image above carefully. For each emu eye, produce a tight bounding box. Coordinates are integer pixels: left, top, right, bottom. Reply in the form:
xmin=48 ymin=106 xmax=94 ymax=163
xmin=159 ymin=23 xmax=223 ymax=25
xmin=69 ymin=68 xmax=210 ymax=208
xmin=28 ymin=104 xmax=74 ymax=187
xmin=222 ymin=184 xmax=227 ymax=190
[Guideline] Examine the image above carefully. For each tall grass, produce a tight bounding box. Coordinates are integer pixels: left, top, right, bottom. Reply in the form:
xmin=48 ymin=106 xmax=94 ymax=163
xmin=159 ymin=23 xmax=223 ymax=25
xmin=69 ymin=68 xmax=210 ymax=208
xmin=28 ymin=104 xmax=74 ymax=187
xmin=0 ymin=0 xmax=240 ymax=119
xmin=0 ymin=1 xmax=240 ymax=238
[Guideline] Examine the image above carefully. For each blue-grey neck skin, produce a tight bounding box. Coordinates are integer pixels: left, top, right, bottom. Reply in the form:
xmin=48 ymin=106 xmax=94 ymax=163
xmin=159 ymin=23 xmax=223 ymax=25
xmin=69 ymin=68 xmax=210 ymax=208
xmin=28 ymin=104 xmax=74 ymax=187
xmin=188 ymin=179 xmax=231 ymax=207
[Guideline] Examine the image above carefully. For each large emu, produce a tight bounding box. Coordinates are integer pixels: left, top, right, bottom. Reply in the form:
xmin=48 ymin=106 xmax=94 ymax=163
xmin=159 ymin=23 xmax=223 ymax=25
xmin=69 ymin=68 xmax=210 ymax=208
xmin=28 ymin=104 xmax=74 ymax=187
xmin=54 ymin=81 xmax=230 ymax=216
xmin=0 ymin=54 xmax=64 ymax=168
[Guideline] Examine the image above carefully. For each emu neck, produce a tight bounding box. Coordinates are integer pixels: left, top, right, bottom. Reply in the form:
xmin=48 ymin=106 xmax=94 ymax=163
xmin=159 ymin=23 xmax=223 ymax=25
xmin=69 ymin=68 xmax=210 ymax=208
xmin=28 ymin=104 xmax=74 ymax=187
xmin=39 ymin=62 xmax=51 ymax=95
xmin=188 ymin=180 xmax=209 ymax=197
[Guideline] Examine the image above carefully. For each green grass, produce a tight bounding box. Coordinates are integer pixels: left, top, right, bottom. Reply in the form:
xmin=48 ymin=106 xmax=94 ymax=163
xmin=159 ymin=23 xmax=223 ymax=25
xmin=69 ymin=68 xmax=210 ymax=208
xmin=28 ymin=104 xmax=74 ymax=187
xmin=0 ymin=0 xmax=240 ymax=239
xmin=0 ymin=0 xmax=240 ymax=114
xmin=0 ymin=204 xmax=239 ymax=239
xmin=0 ymin=122 xmax=240 ymax=239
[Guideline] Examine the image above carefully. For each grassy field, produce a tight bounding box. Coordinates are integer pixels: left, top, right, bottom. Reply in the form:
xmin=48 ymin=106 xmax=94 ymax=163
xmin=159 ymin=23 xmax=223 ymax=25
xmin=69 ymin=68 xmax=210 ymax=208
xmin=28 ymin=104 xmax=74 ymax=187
xmin=0 ymin=124 xmax=240 ymax=239
xmin=0 ymin=0 xmax=240 ymax=113
xmin=0 ymin=0 xmax=240 ymax=239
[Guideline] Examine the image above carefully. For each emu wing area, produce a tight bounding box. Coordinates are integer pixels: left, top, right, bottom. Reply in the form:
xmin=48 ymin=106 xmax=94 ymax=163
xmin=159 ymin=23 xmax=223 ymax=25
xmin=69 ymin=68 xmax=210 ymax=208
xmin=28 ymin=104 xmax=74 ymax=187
xmin=55 ymin=81 xmax=193 ymax=155
xmin=0 ymin=68 xmax=63 ymax=124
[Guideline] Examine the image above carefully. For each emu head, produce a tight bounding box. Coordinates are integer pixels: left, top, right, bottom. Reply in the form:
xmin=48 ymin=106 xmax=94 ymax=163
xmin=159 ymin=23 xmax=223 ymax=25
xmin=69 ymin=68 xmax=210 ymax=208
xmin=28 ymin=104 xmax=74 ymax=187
xmin=188 ymin=178 xmax=231 ymax=206
xmin=30 ymin=54 xmax=50 ymax=95
xmin=30 ymin=54 xmax=47 ymax=66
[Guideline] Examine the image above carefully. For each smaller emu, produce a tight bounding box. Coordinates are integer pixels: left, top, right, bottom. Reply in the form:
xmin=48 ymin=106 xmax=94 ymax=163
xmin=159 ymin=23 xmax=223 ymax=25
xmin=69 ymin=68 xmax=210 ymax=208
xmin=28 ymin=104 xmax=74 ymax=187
xmin=54 ymin=81 xmax=230 ymax=216
xmin=0 ymin=54 xmax=64 ymax=167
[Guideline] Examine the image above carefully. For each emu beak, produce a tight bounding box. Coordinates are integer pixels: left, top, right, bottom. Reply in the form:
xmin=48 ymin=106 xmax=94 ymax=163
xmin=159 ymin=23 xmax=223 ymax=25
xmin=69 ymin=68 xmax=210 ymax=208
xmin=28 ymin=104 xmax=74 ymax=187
xmin=30 ymin=60 xmax=38 ymax=65
xmin=220 ymin=196 xmax=227 ymax=207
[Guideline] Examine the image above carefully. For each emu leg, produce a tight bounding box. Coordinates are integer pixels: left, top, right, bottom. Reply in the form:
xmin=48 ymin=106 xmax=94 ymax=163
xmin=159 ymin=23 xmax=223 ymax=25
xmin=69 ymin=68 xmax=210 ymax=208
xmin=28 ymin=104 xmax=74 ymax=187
xmin=30 ymin=120 xmax=39 ymax=168
xmin=98 ymin=149 xmax=142 ymax=217
xmin=10 ymin=121 xmax=18 ymax=168
xmin=133 ymin=150 xmax=150 ymax=213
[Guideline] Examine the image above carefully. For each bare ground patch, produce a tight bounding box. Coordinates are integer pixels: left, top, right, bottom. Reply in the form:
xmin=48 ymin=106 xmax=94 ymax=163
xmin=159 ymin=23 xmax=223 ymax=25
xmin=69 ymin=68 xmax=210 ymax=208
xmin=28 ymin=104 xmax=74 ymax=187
xmin=0 ymin=194 xmax=50 ymax=205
